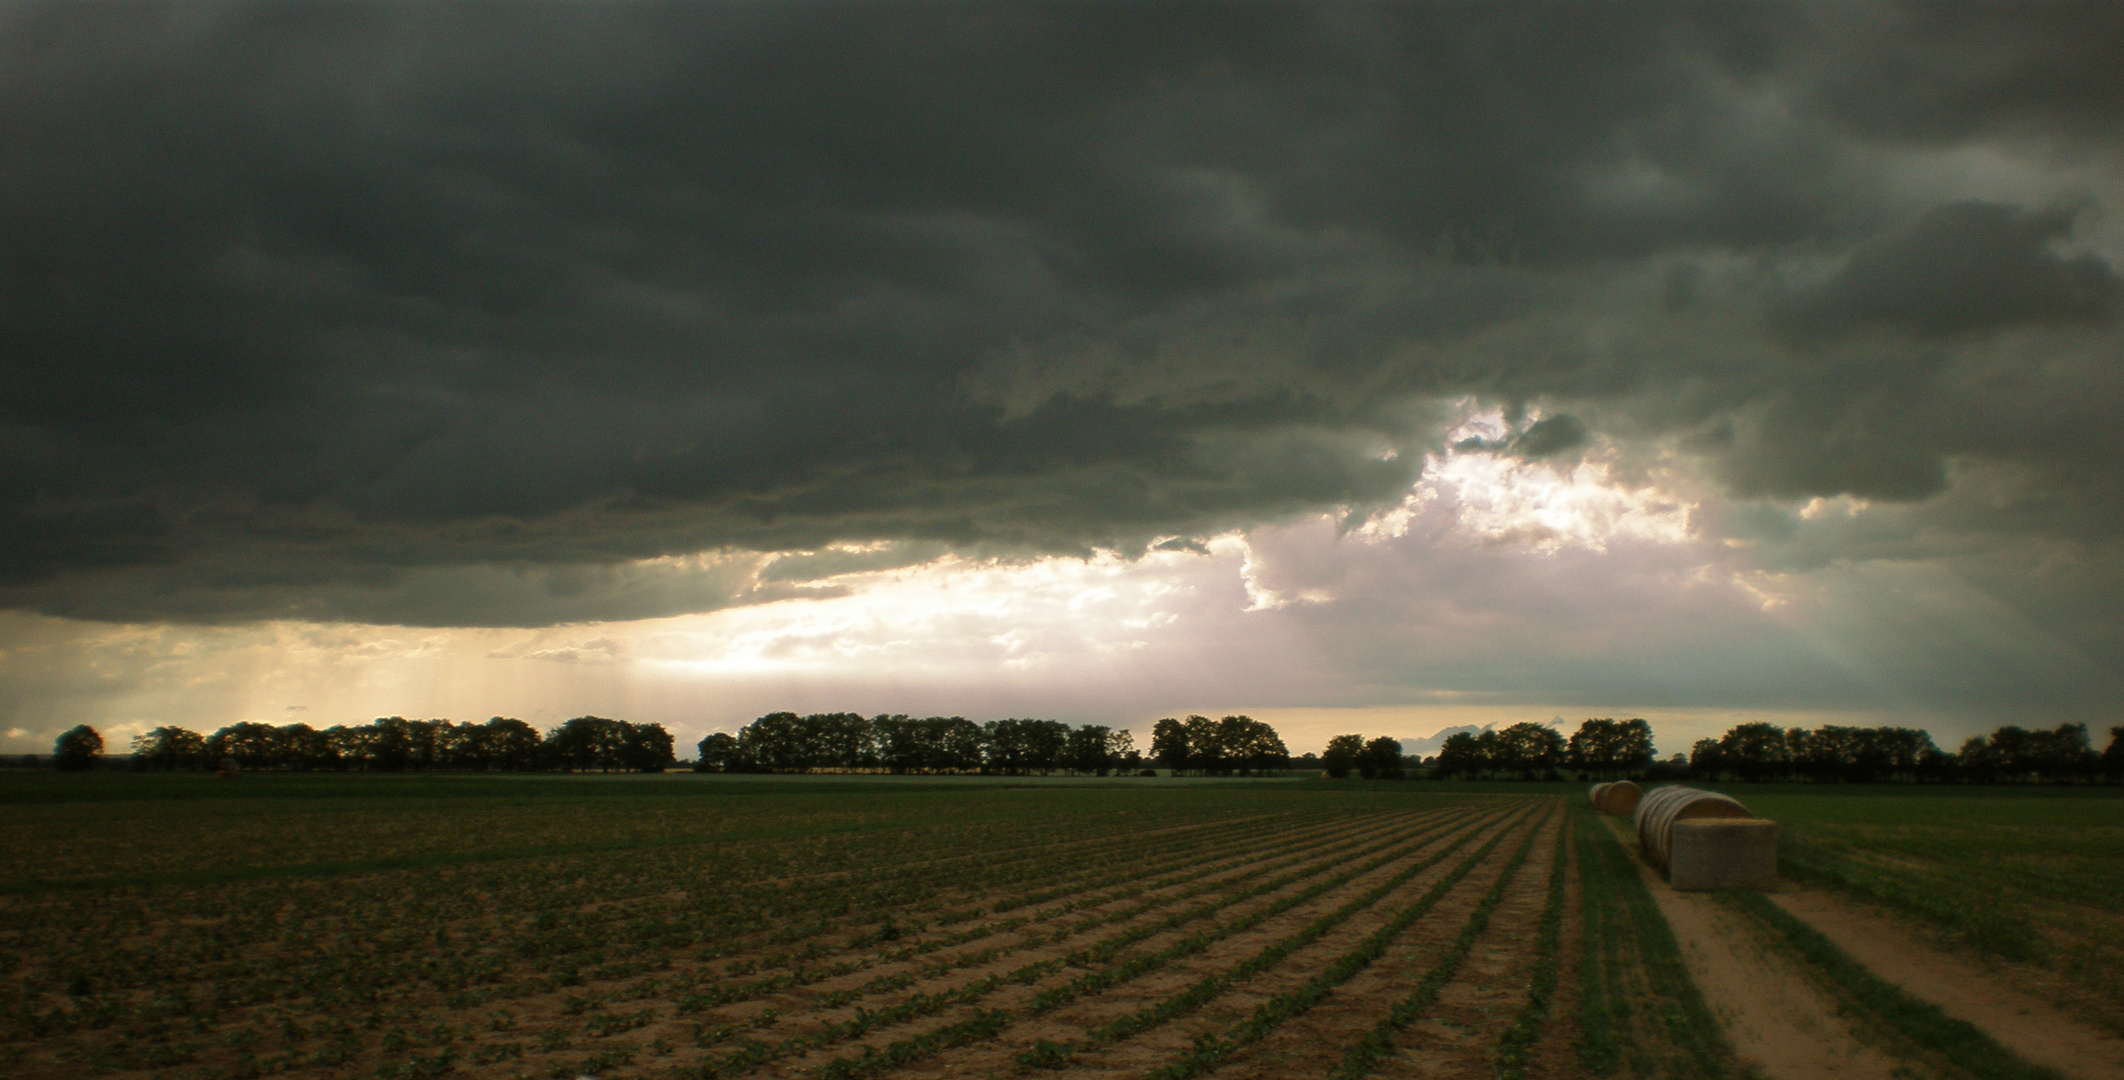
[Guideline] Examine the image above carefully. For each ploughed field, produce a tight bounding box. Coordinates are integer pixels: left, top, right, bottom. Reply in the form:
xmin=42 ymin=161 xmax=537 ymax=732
xmin=1 ymin=775 xmax=2117 ymax=1080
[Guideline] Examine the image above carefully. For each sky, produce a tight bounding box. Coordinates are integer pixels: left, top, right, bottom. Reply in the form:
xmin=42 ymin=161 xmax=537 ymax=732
xmin=4 ymin=2 xmax=2122 ymax=758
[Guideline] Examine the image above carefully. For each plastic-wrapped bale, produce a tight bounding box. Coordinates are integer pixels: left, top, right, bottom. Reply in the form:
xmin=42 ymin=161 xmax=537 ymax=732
xmin=1594 ymin=780 xmax=1642 ymax=815
xmin=1633 ymin=786 xmax=1778 ymax=890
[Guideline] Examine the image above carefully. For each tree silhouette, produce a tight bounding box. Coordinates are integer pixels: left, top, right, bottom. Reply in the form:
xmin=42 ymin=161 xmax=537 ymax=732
xmin=53 ymin=725 xmax=103 ymax=771
xmin=1495 ymin=722 xmax=1565 ymax=779
xmin=132 ymin=726 xmax=206 ymax=771
xmin=1321 ymin=734 xmax=1364 ymax=779
xmin=1150 ymin=717 xmax=1189 ymax=774
xmin=1434 ymin=731 xmax=1487 ymax=778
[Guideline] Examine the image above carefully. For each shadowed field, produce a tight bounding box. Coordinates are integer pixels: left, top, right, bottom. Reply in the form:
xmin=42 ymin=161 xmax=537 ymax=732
xmin=4 ymin=774 xmax=2115 ymax=1080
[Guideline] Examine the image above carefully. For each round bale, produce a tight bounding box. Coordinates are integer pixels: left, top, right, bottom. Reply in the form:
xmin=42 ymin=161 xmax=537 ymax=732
xmin=1633 ymin=786 xmax=1753 ymax=870
xmin=1589 ymin=782 xmax=1612 ymax=811
xmin=1602 ymin=780 xmax=1642 ymax=815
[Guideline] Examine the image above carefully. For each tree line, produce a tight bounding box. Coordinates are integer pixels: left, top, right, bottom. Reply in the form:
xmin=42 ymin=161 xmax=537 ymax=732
xmin=30 ymin=716 xmax=678 ymax=773
xmin=1315 ymin=718 xmax=1656 ymax=780
xmin=1314 ymin=717 xmax=2124 ymax=784
xmin=1688 ymin=721 xmax=2124 ymax=784
xmin=696 ymin=712 xmax=1156 ymax=775
xmin=1147 ymin=715 xmax=1291 ymax=775
xmin=695 ymin=712 xmax=1292 ymax=775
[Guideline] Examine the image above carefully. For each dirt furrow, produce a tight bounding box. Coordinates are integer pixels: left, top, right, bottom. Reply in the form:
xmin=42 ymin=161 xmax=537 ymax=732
xmin=1349 ymin=810 xmax=1562 ymax=1080
xmin=960 ymin=805 xmax=1537 ymax=1080
xmin=635 ymin=808 xmax=1441 ymax=1070
xmin=726 ymin=807 xmax=1500 ymax=1080
xmin=668 ymin=808 xmax=1388 ymax=1010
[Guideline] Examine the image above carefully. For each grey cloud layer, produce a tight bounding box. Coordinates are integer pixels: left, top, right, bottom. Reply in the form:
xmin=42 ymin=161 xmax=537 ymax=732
xmin=3 ymin=2 xmax=2120 ymax=625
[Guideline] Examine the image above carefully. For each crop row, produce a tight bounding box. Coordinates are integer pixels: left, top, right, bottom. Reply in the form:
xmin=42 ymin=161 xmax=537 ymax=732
xmin=802 ymin=803 xmax=1532 ymax=1080
xmin=6 ymin=797 xmax=1490 ymax=1078
xmin=711 ymin=804 xmax=1503 ymax=1080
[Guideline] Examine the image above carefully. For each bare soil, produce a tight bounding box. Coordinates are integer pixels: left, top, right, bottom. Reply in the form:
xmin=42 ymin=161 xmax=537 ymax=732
xmin=891 ymin=805 xmax=1530 ymax=1080
xmin=1352 ymin=813 xmax=1562 ymax=1080
xmin=1601 ymin=819 xmax=1903 ymax=1080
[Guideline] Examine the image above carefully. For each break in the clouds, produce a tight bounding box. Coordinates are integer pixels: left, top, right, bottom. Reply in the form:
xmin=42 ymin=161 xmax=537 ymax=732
xmin=2 ymin=3 xmax=2122 ymax=741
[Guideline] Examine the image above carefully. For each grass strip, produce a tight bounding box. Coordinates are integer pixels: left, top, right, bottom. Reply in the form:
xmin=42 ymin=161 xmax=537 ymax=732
xmin=1720 ymin=891 xmax=2062 ymax=1080
xmin=1574 ymin=810 xmax=1737 ymax=1079
xmin=1776 ymin=841 xmax=2046 ymax=963
xmin=1492 ymin=811 xmax=1569 ymax=1080
xmin=1320 ymin=808 xmax=1545 ymax=1079
xmin=798 ymin=806 xmax=1511 ymax=1080
xmin=1572 ymin=807 xmax=1625 ymax=1075
xmin=1142 ymin=802 xmax=1550 ymax=1080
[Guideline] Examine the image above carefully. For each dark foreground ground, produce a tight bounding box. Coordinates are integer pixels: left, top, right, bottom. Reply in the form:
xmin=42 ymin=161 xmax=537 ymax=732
xmin=2 ymin=772 xmax=2118 ymax=1080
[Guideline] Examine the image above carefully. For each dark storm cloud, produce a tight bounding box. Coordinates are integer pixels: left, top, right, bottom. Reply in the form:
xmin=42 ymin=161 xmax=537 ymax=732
xmin=2 ymin=2 xmax=2121 ymax=625
xmin=1778 ymin=201 xmax=2118 ymax=339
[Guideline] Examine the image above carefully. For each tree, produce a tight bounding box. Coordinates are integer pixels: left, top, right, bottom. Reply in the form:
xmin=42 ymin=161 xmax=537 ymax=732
xmin=1687 ymin=738 xmax=1722 ymax=779
xmin=1183 ymin=715 xmax=1224 ymax=774
xmin=1718 ymin=722 xmax=1789 ymax=782
xmin=483 ymin=717 xmax=546 ymax=771
xmin=1068 ymin=725 xmax=1115 ymax=775
xmin=546 ymin=716 xmax=662 ymax=772
xmin=741 ymin=712 xmax=809 ymax=772
xmin=53 ymin=725 xmax=103 ymax=771
xmin=1358 ymin=736 xmax=1405 ymax=779
xmin=1567 ymin=719 xmax=1653 ymax=778
xmin=1150 ymin=717 xmax=1190 ymax=774
xmin=938 ymin=717 xmax=985 ymax=772
xmin=1958 ymin=732 xmax=2001 ymax=783
xmin=205 ymin=722 xmax=280 ymax=771
xmin=696 ymin=732 xmax=745 ymax=772
xmin=1321 ymin=734 xmax=1365 ymax=779
xmin=1106 ymin=728 xmax=1137 ymax=772
xmin=1495 ymin=722 xmax=1566 ymax=779
xmin=2030 ymin=723 xmax=2096 ymax=782
xmin=2104 ymin=726 xmax=2124 ymax=783
xmin=620 ymin=722 xmax=676 ymax=772
xmin=1217 ymin=716 xmax=1289 ymax=774
xmin=1434 ymin=732 xmax=1488 ymax=778
xmin=132 ymin=726 xmax=206 ymax=771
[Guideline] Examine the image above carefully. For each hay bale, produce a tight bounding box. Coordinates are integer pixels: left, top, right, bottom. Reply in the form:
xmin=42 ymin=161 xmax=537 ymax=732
xmin=1589 ymin=782 xmax=1612 ymax=810
xmin=1602 ymin=780 xmax=1642 ymax=815
xmin=1634 ymin=786 xmax=1754 ymax=870
xmin=1668 ymin=819 xmax=1779 ymax=890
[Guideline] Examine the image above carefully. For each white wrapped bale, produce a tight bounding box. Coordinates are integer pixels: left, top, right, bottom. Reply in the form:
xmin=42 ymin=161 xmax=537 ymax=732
xmin=1668 ymin=819 xmax=1780 ymax=890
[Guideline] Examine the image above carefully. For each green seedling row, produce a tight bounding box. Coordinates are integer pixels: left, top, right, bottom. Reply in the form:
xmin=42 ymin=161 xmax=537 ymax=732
xmin=1571 ymin=807 xmax=1737 ymax=1079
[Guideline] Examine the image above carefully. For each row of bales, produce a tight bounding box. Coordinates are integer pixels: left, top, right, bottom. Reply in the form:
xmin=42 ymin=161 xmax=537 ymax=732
xmin=1589 ymin=780 xmax=1779 ymax=891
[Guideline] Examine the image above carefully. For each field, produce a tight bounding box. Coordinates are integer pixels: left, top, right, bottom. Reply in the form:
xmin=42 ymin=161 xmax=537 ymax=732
xmin=0 ymin=775 xmax=2117 ymax=1080
xmin=1748 ymin=786 xmax=2124 ymax=1040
